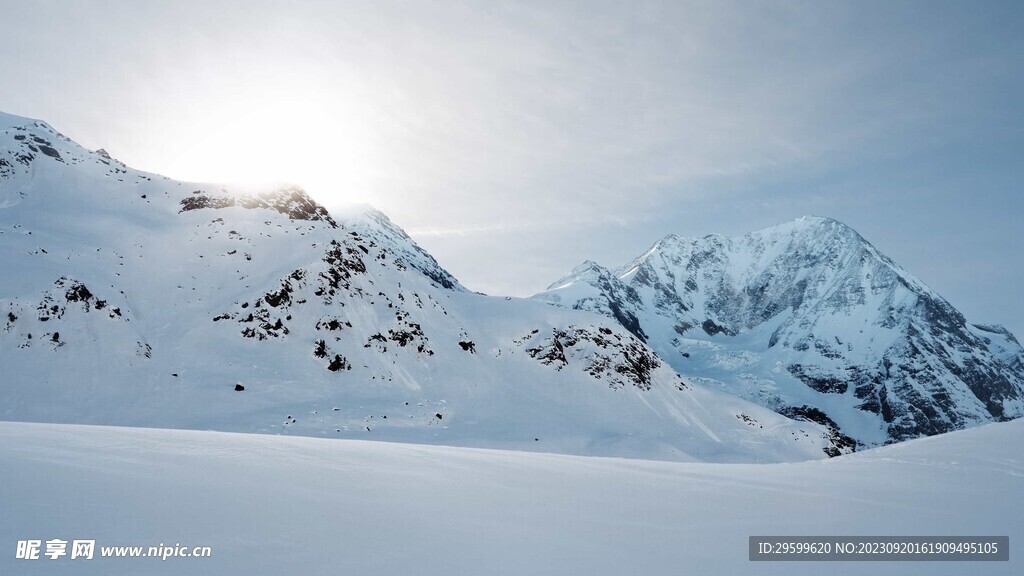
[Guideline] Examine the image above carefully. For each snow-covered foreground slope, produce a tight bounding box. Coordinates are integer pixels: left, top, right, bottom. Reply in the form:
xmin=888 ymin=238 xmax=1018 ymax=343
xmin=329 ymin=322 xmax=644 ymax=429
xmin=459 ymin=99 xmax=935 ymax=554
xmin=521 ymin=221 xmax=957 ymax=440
xmin=536 ymin=217 xmax=1024 ymax=449
xmin=1 ymin=420 xmax=1020 ymax=576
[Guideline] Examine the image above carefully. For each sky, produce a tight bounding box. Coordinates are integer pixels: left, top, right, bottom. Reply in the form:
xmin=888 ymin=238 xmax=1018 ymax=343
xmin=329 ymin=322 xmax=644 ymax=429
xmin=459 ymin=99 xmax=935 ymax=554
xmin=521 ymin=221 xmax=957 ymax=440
xmin=0 ymin=0 xmax=1021 ymax=335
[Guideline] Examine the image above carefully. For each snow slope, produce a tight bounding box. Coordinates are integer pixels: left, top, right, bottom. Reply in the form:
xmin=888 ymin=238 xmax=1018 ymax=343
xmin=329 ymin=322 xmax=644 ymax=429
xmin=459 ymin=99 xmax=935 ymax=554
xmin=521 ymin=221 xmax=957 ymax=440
xmin=535 ymin=217 xmax=1024 ymax=448
xmin=1 ymin=419 xmax=1020 ymax=576
xmin=0 ymin=111 xmax=840 ymax=462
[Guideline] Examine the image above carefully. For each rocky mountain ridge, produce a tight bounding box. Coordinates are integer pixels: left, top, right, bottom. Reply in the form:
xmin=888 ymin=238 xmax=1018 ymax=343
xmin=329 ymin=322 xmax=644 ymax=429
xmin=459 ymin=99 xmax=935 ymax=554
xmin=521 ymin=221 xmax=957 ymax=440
xmin=0 ymin=111 xmax=839 ymax=462
xmin=536 ymin=216 xmax=1024 ymax=447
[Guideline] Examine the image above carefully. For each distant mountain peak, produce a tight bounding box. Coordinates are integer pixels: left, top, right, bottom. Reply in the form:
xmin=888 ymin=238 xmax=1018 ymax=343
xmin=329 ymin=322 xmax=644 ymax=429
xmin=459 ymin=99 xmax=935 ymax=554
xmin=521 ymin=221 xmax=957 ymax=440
xmin=537 ymin=218 xmax=1024 ymax=448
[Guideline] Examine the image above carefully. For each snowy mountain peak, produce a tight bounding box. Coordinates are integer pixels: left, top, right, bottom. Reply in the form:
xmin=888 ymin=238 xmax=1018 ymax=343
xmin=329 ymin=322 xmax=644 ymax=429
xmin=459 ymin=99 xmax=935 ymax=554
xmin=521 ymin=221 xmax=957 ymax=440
xmin=179 ymin=184 xmax=340 ymax=230
xmin=791 ymin=214 xmax=848 ymax=228
xmin=0 ymin=110 xmax=50 ymax=131
xmin=0 ymin=114 xmax=74 ymax=173
xmin=546 ymin=260 xmax=610 ymax=290
xmin=575 ymin=259 xmax=603 ymax=272
xmin=537 ymin=218 xmax=1024 ymax=448
xmin=0 ymin=112 xmax=843 ymax=463
xmin=973 ymin=323 xmax=1021 ymax=343
xmin=761 ymin=214 xmax=857 ymax=235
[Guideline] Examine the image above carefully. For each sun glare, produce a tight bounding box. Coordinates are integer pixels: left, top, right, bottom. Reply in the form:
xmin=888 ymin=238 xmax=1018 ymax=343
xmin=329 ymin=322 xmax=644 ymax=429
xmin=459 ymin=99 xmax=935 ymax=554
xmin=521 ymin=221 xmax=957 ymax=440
xmin=158 ymin=88 xmax=382 ymax=209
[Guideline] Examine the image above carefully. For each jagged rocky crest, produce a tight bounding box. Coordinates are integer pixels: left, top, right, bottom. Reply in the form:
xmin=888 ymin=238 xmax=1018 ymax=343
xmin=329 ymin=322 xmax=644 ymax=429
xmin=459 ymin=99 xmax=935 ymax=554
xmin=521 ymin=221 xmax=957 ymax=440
xmin=179 ymin=185 xmax=339 ymax=228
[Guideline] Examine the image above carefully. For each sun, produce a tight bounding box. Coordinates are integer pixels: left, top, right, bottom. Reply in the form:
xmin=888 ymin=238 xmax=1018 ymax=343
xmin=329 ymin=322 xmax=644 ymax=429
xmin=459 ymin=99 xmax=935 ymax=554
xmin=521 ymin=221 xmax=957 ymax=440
xmin=156 ymin=87 xmax=383 ymax=209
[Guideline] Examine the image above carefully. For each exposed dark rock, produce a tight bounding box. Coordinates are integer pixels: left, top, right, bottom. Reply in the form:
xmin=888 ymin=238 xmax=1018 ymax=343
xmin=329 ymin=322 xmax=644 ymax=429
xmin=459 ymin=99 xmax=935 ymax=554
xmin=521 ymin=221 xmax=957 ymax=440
xmin=527 ymin=336 xmax=568 ymax=368
xmin=178 ymin=186 xmax=338 ymax=227
xmin=778 ymin=405 xmax=857 ymax=457
xmin=327 ymin=354 xmax=351 ymax=372
xmin=701 ymin=319 xmax=736 ymax=337
xmin=64 ymin=282 xmax=93 ymax=304
xmin=525 ymin=326 xmax=663 ymax=390
xmin=315 ymin=318 xmax=350 ymax=331
xmin=36 ymin=145 xmax=62 ymax=161
xmin=787 ymin=364 xmax=848 ymax=394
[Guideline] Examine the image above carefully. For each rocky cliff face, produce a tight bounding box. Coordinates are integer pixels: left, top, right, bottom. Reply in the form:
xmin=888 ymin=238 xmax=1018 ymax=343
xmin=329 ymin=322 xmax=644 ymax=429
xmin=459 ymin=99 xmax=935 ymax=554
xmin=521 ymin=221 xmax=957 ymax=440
xmin=536 ymin=216 xmax=1024 ymax=447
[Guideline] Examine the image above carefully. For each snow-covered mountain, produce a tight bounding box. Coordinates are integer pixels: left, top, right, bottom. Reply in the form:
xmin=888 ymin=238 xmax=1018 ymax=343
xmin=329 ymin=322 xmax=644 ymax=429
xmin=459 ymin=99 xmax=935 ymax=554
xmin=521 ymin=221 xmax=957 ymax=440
xmin=0 ymin=111 xmax=843 ymax=462
xmin=535 ymin=217 xmax=1024 ymax=448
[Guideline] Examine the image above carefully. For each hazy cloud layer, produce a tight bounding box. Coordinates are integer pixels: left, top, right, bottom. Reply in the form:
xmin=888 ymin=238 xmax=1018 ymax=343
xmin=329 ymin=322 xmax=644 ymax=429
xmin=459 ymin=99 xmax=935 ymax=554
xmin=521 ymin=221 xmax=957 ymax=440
xmin=0 ymin=0 xmax=1020 ymax=334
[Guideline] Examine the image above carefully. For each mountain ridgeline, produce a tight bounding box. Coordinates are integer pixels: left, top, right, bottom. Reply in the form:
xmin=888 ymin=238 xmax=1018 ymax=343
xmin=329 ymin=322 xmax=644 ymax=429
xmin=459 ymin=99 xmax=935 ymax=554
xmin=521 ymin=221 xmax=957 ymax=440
xmin=3 ymin=110 xmax=1018 ymax=460
xmin=0 ymin=111 xmax=846 ymax=463
xmin=535 ymin=217 xmax=1024 ymax=448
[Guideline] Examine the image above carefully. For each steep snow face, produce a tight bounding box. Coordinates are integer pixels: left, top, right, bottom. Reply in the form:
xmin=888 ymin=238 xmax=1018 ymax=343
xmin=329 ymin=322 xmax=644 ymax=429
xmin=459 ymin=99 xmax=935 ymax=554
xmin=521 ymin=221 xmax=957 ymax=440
xmin=0 ymin=112 xmax=838 ymax=463
xmin=536 ymin=216 xmax=1024 ymax=447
